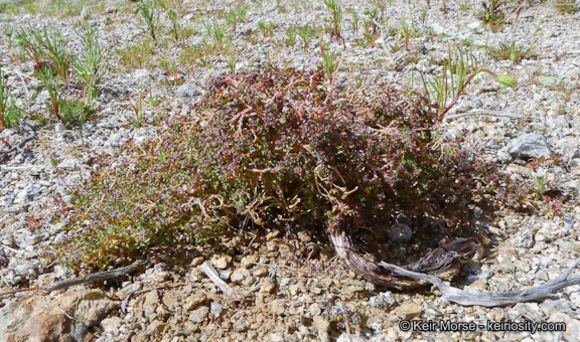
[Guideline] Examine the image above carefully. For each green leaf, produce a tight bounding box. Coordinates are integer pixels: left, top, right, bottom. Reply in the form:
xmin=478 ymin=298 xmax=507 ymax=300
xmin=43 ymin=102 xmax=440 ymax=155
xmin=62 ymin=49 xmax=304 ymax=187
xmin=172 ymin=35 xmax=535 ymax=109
xmin=5 ymin=107 xmax=21 ymax=127
xmin=497 ymin=75 xmax=517 ymax=87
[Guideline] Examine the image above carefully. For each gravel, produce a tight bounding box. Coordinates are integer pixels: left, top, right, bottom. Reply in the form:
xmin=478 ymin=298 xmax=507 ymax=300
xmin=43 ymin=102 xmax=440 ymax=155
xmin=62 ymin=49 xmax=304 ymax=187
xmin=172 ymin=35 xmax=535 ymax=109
xmin=0 ymin=0 xmax=578 ymax=341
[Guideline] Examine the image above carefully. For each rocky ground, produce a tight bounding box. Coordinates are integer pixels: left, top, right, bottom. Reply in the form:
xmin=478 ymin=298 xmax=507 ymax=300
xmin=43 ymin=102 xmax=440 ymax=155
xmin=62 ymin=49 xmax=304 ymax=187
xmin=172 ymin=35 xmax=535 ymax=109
xmin=0 ymin=0 xmax=579 ymax=341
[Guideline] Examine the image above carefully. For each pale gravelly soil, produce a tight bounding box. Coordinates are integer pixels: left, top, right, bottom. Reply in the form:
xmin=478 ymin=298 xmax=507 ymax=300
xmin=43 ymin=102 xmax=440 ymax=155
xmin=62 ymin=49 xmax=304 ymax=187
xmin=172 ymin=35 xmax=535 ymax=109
xmin=0 ymin=0 xmax=579 ymax=341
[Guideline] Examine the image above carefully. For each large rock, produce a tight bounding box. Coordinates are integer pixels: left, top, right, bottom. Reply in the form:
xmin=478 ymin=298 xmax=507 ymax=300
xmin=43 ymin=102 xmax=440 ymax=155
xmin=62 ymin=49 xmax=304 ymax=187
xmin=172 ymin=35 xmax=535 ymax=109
xmin=507 ymin=133 xmax=552 ymax=160
xmin=0 ymin=290 xmax=119 ymax=342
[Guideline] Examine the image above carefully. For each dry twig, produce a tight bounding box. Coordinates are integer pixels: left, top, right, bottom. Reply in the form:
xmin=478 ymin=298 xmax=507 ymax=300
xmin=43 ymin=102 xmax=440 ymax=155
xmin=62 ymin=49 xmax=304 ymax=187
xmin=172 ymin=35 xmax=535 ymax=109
xmin=379 ymin=258 xmax=580 ymax=307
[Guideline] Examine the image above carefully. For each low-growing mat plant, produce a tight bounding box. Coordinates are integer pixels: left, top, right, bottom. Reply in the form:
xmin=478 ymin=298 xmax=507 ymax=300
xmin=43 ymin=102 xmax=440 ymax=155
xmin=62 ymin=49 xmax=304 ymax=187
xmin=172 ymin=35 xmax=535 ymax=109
xmin=53 ymin=66 xmax=516 ymax=277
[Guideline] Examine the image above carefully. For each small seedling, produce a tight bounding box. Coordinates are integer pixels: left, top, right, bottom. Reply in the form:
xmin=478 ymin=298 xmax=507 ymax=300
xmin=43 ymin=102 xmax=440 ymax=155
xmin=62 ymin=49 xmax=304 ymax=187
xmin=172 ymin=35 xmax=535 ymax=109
xmin=227 ymin=59 xmax=236 ymax=73
xmin=225 ymin=5 xmax=248 ymax=33
xmin=212 ymin=20 xmax=225 ymax=45
xmin=324 ymin=0 xmax=344 ymax=42
xmin=167 ymin=9 xmax=181 ymax=41
xmin=137 ymin=0 xmax=160 ymax=41
xmin=371 ymin=0 xmax=389 ymax=18
xmin=258 ymin=21 xmax=274 ymax=39
xmin=72 ymin=23 xmax=105 ymax=104
xmin=297 ymin=24 xmax=316 ymax=48
xmin=421 ymin=6 xmax=429 ymax=25
xmin=490 ymin=40 xmax=536 ymax=63
xmin=363 ymin=7 xmax=379 ymax=34
xmin=479 ymin=0 xmax=506 ymax=31
xmin=532 ymin=169 xmax=550 ymax=195
xmin=285 ymin=25 xmax=297 ymax=46
xmin=400 ymin=19 xmax=410 ymax=49
xmin=17 ymin=27 xmax=71 ymax=81
xmin=4 ymin=25 xmax=14 ymax=48
xmin=420 ymin=45 xmax=516 ymax=122
xmin=130 ymin=86 xmax=145 ymax=127
xmin=349 ymin=9 xmax=359 ymax=35
xmin=38 ymin=67 xmax=92 ymax=124
xmin=0 ymin=69 xmax=21 ymax=129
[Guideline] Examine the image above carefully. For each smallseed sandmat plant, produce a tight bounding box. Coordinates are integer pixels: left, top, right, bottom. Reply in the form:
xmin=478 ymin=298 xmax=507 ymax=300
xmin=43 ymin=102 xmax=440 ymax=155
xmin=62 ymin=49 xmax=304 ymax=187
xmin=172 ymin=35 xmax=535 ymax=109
xmin=53 ymin=66 xmax=515 ymax=273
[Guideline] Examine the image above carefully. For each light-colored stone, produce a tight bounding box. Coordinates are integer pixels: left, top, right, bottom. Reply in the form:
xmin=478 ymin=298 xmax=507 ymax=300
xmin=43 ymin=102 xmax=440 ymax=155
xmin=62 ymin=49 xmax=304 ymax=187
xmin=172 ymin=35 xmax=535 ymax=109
xmin=185 ymin=292 xmax=208 ymax=311
xmin=147 ymin=320 xmax=166 ymax=335
xmin=269 ymin=299 xmax=285 ymax=315
xmin=562 ymin=319 xmax=580 ymax=342
xmin=395 ymin=303 xmax=422 ymax=320
xmin=189 ymin=306 xmax=209 ymax=323
xmin=260 ymin=281 xmax=275 ymax=294
xmin=369 ymin=291 xmax=396 ymax=308
xmin=230 ymin=267 xmax=253 ymax=286
xmin=100 ymin=317 xmax=122 ymax=332
xmin=210 ymin=255 xmax=232 ymax=269
xmin=313 ymin=315 xmax=330 ymax=342
xmin=507 ymin=133 xmax=552 ymax=160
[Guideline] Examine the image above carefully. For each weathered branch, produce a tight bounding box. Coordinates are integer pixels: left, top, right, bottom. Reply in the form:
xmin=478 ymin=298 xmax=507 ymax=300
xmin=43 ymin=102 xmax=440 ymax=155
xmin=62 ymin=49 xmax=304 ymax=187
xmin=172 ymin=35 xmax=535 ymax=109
xmin=329 ymin=230 xmax=475 ymax=289
xmin=42 ymin=260 xmax=147 ymax=292
xmin=379 ymin=258 xmax=580 ymax=307
xmin=0 ymin=126 xmax=36 ymax=159
xmin=200 ymin=261 xmax=241 ymax=299
xmin=331 ymin=230 xmax=580 ymax=307
xmin=0 ymin=260 xmax=146 ymax=297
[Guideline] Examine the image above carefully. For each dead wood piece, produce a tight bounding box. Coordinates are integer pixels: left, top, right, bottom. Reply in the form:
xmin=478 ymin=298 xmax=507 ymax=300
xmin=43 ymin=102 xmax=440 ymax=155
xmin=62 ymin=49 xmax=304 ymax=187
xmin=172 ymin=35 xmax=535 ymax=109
xmin=41 ymin=260 xmax=148 ymax=292
xmin=330 ymin=230 xmax=475 ymax=289
xmin=0 ymin=125 xmax=36 ymax=158
xmin=0 ymin=260 xmax=147 ymax=297
xmin=200 ymin=261 xmax=240 ymax=299
xmin=379 ymin=258 xmax=580 ymax=307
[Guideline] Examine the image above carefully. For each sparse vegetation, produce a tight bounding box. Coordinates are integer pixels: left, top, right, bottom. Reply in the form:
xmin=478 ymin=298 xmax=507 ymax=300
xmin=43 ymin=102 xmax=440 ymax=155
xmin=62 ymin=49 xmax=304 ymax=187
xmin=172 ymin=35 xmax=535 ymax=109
xmin=257 ymin=21 xmax=274 ymax=39
xmin=72 ymin=24 xmax=106 ymax=104
xmin=137 ymin=0 xmax=161 ymax=42
xmin=421 ymin=45 xmax=516 ymax=120
xmin=324 ymin=0 xmax=344 ymax=42
xmin=0 ymin=69 xmax=21 ymax=129
xmin=17 ymin=27 xmax=71 ymax=81
xmin=38 ymin=67 xmax=93 ymax=124
xmin=554 ymin=0 xmax=579 ymax=13
xmin=478 ymin=0 xmax=506 ymax=31
xmin=490 ymin=40 xmax=536 ymax=62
